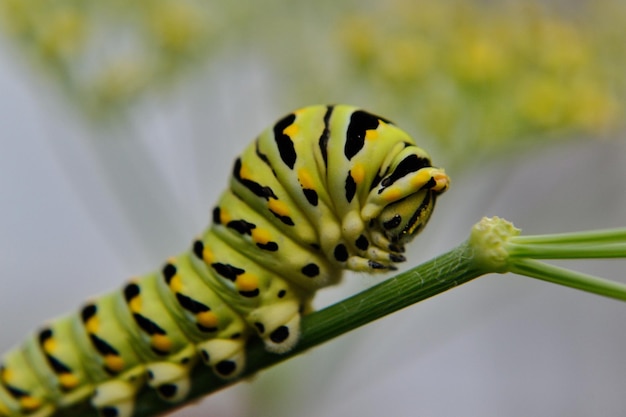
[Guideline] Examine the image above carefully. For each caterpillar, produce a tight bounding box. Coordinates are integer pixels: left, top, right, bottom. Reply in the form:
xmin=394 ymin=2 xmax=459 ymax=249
xmin=0 ymin=104 xmax=450 ymax=417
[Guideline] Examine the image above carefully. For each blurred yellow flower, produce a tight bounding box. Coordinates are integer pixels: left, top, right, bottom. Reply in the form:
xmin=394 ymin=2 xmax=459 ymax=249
xmin=38 ymin=9 xmax=86 ymax=61
xmin=334 ymin=0 xmax=625 ymax=163
xmin=450 ymin=36 xmax=510 ymax=84
xmin=0 ymin=0 xmax=217 ymax=117
xmin=0 ymin=0 xmax=623 ymax=154
xmin=337 ymin=16 xmax=376 ymax=67
xmin=568 ymin=81 xmax=620 ymax=132
xmin=535 ymin=19 xmax=590 ymax=74
xmin=0 ymin=0 xmax=31 ymax=35
xmin=148 ymin=2 xmax=210 ymax=55
xmin=517 ymin=76 xmax=569 ymax=129
xmin=90 ymin=60 xmax=149 ymax=110
xmin=379 ymin=37 xmax=435 ymax=84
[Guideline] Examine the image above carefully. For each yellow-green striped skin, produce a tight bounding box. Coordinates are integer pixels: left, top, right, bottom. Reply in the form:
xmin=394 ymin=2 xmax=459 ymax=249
xmin=0 ymin=105 xmax=449 ymax=417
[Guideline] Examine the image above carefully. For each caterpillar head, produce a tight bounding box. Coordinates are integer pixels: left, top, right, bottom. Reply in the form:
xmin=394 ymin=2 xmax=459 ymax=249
xmin=364 ymin=149 xmax=450 ymax=248
xmin=377 ymin=185 xmax=444 ymax=246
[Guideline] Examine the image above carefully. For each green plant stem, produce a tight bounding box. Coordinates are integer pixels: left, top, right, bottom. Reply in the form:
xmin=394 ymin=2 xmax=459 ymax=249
xmin=506 ymin=243 xmax=626 ymax=259
xmin=511 ymin=228 xmax=626 ymax=245
xmin=56 ymin=241 xmax=486 ymax=417
xmin=51 ymin=218 xmax=626 ymax=417
xmin=132 ymin=242 xmax=485 ymax=417
xmin=509 ymin=258 xmax=626 ymax=301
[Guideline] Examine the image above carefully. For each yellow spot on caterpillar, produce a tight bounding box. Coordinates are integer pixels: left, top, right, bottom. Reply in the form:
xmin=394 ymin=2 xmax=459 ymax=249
xmin=1 ymin=368 xmax=12 ymax=381
xmin=85 ymin=316 xmax=99 ymax=334
xmin=409 ymin=169 xmax=433 ymax=188
xmin=351 ymin=163 xmax=365 ymax=184
xmin=151 ymin=334 xmax=172 ymax=352
xmin=283 ymin=123 xmax=299 ymax=137
xmin=365 ymin=129 xmax=378 ymax=141
xmin=0 ymin=399 xmax=10 ymax=415
xmin=202 ymin=246 xmax=215 ymax=264
xmin=236 ymin=272 xmax=259 ymax=292
xmin=104 ymin=354 xmax=125 ymax=373
xmin=219 ymin=208 xmax=231 ymax=224
xmin=251 ymin=228 xmax=271 ymax=245
xmin=383 ymin=187 xmax=402 ymax=202
xmin=129 ymin=296 xmax=142 ymax=313
xmin=58 ymin=373 xmax=79 ymax=390
xmin=268 ymin=198 xmax=289 ymax=217
xmin=169 ymin=274 xmax=183 ymax=293
xmin=239 ymin=163 xmax=252 ymax=180
xmin=197 ymin=311 xmax=219 ymax=329
xmin=19 ymin=396 xmax=41 ymax=411
xmin=43 ymin=338 xmax=56 ymax=353
xmin=298 ymin=168 xmax=315 ymax=189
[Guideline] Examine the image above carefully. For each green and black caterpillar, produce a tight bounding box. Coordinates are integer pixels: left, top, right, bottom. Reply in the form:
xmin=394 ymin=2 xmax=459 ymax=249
xmin=0 ymin=104 xmax=450 ymax=417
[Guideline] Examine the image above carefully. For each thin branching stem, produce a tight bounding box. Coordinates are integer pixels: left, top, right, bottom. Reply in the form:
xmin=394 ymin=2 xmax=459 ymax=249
xmin=511 ymin=228 xmax=626 ymax=245
xmin=506 ymin=243 xmax=626 ymax=259
xmin=509 ymin=258 xmax=626 ymax=301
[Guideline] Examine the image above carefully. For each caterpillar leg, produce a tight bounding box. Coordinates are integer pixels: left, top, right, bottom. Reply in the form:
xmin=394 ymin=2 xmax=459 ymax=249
xmin=197 ymin=339 xmax=246 ymax=379
xmin=346 ymin=255 xmax=397 ymax=272
xmin=144 ymin=344 xmax=198 ymax=403
xmin=145 ymin=364 xmax=191 ymax=403
xmin=247 ymin=301 xmax=301 ymax=354
xmin=330 ymin=211 xmax=405 ymax=272
xmin=91 ymin=367 xmax=145 ymax=417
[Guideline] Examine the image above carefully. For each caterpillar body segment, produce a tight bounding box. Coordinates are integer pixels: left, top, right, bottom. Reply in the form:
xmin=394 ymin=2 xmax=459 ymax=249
xmin=0 ymin=104 xmax=449 ymax=416
xmin=209 ymin=191 xmax=337 ymax=292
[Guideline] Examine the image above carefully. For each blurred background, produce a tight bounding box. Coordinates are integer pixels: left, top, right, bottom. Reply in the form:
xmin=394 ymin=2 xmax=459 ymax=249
xmin=1 ymin=0 xmax=625 ymax=416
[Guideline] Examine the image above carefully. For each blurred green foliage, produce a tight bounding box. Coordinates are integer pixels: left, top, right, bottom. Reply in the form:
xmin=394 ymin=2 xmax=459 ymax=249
xmin=0 ymin=0 xmax=218 ymax=114
xmin=335 ymin=0 xmax=625 ymax=164
xmin=1 ymin=0 xmax=624 ymax=163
